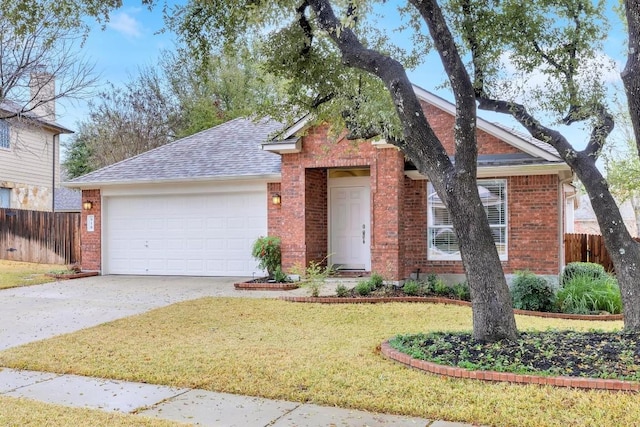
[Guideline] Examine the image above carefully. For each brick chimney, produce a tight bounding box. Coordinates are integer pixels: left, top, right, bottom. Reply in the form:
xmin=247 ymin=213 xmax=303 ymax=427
xmin=29 ymin=71 xmax=56 ymax=122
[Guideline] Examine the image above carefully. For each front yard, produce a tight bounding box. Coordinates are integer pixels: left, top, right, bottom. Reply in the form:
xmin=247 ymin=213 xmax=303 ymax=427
xmin=0 ymin=260 xmax=62 ymax=289
xmin=0 ymin=297 xmax=637 ymax=426
xmin=0 ymin=396 xmax=182 ymax=426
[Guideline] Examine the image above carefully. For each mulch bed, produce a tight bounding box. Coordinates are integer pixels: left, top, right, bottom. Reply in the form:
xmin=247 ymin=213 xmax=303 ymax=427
xmin=384 ymin=330 xmax=640 ymax=391
xmin=281 ymin=290 xmax=623 ymax=321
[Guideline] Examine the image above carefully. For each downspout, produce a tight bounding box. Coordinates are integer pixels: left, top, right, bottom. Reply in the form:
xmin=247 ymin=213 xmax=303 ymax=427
xmin=558 ymin=173 xmax=575 ymax=281
xmin=52 ymin=134 xmax=57 ymax=213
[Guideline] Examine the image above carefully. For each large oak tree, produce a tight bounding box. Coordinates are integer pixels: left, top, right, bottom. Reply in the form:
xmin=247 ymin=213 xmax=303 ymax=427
xmin=13 ymin=0 xmax=640 ymax=339
xmin=164 ymin=0 xmax=640 ymax=335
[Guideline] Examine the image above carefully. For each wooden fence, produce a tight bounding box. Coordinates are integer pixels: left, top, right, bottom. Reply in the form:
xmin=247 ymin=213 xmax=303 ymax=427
xmin=564 ymin=233 xmax=640 ymax=273
xmin=0 ymin=208 xmax=81 ymax=265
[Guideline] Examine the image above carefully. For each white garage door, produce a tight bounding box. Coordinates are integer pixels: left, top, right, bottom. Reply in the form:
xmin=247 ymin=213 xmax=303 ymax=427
xmin=104 ymin=191 xmax=266 ymax=276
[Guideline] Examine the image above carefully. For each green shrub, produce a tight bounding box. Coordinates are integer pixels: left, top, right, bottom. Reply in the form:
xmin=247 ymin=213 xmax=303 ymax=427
xmin=369 ymin=273 xmax=384 ymax=289
xmin=272 ymin=267 xmax=289 ymax=283
xmin=335 ymin=283 xmax=349 ymax=297
xmin=562 ymin=262 xmax=607 ymax=285
xmin=511 ymin=271 xmax=555 ymax=312
xmin=251 ymin=236 xmax=281 ymax=277
xmin=425 ymin=273 xmax=438 ymax=288
xmin=452 ymin=282 xmax=471 ymax=301
xmin=419 ymin=279 xmax=434 ymax=295
xmin=403 ymin=280 xmax=421 ymax=296
xmin=355 ymin=280 xmax=373 ymax=296
xmin=556 ymin=273 xmax=622 ymax=314
xmin=291 ymin=259 xmax=333 ymax=297
xmin=433 ymin=279 xmax=451 ymax=297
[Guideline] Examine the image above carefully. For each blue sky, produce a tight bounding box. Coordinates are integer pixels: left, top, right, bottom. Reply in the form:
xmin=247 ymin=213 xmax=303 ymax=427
xmin=58 ymin=1 xmax=180 ymax=135
xmin=57 ymin=0 xmax=627 ymax=157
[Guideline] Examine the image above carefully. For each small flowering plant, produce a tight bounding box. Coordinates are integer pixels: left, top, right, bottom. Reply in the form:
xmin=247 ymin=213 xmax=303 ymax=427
xmin=251 ymin=236 xmax=281 ymax=278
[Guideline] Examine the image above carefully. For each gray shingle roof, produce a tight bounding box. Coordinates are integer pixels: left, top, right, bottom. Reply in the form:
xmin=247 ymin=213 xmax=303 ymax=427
xmin=490 ymin=121 xmax=560 ymax=157
xmin=54 ymin=187 xmax=81 ymax=211
xmin=0 ymin=99 xmax=73 ymax=134
xmin=68 ymin=118 xmax=283 ymax=185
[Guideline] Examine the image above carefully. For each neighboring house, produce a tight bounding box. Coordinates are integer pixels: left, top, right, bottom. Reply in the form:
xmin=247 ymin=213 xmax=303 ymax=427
xmin=68 ymin=86 xmax=574 ymax=282
xmin=0 ymin=73 xmax=73 ymax=211
xmin=574 ymin=194 xmax=638 ymax=237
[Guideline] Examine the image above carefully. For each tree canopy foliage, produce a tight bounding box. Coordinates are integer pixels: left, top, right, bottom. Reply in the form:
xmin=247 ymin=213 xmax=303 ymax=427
xmin=64 ymin=44 xmax=285 ymax=178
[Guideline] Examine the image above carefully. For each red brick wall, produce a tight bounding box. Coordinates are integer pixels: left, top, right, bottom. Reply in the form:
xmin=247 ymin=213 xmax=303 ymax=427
xmin=401 ymin=177 xmax=428 ymax=273
xmin=370 ymin=148 xmax=405 ymax=279
xmin=507 ymin=175 xmax=560 ymax=273
xmin=267 ymin=182 xmax=282 ymax=237
xmin=400 ymin=175 xmax=560 ymax=278
xmin=273 ymin=106 xmax=561 ymax=280
xmin=421 ymin=101 xmax=521 ymax=155
xmin=305 ymin=169 xmax=327 ymax=265
xmin=278 ymin=124 xmax=405 ymax=274
xmin=80 ymin=189 xmax=101 ymax=272
xmin=279 ymin=155 xmax=306 ymax=271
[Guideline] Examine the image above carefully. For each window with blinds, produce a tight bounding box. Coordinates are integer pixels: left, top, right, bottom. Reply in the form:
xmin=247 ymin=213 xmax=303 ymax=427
xmin=0 ymin=120 xmax=9 ymax=149
xmin=427 ymin=179 xmax=507 ymax=260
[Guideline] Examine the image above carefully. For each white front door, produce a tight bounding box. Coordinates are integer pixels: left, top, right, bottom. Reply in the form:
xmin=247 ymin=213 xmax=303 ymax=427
xmin=329 ymin=184 xmax=371 ymax=270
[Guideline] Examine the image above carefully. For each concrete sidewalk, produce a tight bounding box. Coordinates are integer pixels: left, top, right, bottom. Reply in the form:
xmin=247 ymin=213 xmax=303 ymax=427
xmin=0 ymin=276 xmax=479 ymax=426
xmin=0 ymin=368 xmax=472 ymax=426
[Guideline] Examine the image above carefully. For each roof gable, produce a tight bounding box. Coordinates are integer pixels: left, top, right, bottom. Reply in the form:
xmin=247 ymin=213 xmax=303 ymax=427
xmin=409 ymin=85 xmax=561 ymax=161
xmin=0 ymin=100 xmax=73 ymax=134
xmin=270 ymin=85 xmax=562 ymax=162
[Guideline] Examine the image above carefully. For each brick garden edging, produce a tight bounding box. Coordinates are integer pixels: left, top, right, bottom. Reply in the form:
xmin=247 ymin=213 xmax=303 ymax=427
xmin=381 ymin=340 xmax=640 ymax=392
xmin=46 ymin=271 xmax=99 ymax=280
xmin=234 ymin=282 xmax=299 ymax=290
xmin=279 ymin=296 xmax=624 ymax=321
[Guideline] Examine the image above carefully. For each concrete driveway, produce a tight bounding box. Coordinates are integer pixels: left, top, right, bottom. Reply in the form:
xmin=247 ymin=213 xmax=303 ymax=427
xmin=0 ymin=275 xmax=293 ymax=351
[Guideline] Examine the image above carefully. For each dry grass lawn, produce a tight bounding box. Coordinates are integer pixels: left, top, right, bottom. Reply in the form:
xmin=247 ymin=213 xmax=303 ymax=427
xmin=0 ymin=298 xmax=637 ymax=426
xmin=0 ymin=260 xmax=61 ymax=289
xmin=0 ymin=396 xmax=185 ymax=426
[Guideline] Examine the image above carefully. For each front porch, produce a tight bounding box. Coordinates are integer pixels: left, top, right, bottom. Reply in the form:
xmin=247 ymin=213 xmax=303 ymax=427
xmin=266 ymin=133 xmax=407 ymax=280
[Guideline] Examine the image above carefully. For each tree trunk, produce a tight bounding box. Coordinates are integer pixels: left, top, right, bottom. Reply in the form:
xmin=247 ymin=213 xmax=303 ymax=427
xmin=571 ymin=159 xmax=640 ymax=330
xmin=308 ymin=0 xmax=518 ymax=342
xmin=444 ymin=177 xmax=518 ymax=342
xmin=631 ymin=194 xmax=640 ymax=238
xmin=622 ymin=0 xmax=640 ymax=159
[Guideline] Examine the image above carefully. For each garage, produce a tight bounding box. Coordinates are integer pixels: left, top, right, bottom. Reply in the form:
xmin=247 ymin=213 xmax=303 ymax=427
xmin=103 ymin=189 xmax=267 ymax=276
xmin=67 ymin=117 xmax=283 ymax=276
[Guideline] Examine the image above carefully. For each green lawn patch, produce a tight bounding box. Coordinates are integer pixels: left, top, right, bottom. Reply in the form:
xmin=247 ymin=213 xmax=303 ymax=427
xmin=0 ymin=260 xmax=61 ymax=289
xmin=0 ymin=298 xmax=637 ymax=426
xmin=0 ymin=396 xmax=183 ymax=426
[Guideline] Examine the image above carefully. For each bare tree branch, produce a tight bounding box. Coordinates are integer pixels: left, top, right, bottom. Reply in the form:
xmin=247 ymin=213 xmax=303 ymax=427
xmin=409 ymin=0 xmax=478 ymax=179
xmin=0 ymin=9 xmax=98 ymax=126
xmin=307 ymin=0 xmax=453 ymax=181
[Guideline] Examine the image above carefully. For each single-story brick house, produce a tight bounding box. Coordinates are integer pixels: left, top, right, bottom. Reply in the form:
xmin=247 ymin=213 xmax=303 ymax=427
xmin=67 ymin=86 xmax=575 ymax=282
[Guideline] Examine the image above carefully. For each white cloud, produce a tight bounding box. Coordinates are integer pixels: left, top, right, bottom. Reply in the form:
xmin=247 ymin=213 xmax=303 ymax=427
xmin=108 ymin=12 xmax=143 ymax=38
xmin=497 ymin=50 xmax=621 ymax=92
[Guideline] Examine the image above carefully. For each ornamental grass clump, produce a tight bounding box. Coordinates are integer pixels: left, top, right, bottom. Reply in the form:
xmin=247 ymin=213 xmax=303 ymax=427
xmin=561 ymin=262 xmax=607 ymax=285
xmin=251 ymin=236 xmax=281 ymax=278
xmin=556 ymin=272 xmax=622 ymax=314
